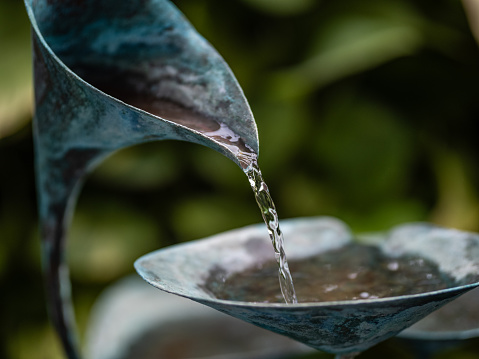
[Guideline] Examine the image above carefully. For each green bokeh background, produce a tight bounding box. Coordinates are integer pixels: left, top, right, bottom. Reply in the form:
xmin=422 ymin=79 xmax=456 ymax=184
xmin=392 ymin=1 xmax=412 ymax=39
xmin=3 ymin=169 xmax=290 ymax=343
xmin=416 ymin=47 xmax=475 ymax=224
xmin=1 ymin=0 xmax=479 ymax=357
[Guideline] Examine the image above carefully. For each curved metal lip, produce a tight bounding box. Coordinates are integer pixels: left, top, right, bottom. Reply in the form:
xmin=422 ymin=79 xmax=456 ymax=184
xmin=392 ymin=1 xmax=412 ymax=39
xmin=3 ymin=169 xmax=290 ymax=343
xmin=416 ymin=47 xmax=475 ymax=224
xmin=135 ymin=241 xmax=479 ymax=309
xmin=24 ymin=0 xmax=253 ymax=166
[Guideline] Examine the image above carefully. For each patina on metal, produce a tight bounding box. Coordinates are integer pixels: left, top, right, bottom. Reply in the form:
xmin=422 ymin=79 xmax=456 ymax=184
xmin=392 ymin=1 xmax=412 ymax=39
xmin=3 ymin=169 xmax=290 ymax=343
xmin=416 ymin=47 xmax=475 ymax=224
xmin=24 ymin=0 xmax=258 ymax=358
xmin=135 ymin=217 xmax=479 ymax=357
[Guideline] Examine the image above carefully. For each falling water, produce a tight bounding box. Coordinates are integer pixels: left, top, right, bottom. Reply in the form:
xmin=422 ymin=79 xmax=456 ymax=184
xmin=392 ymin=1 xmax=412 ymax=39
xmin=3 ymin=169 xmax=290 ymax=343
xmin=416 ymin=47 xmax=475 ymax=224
xmin=246 ymin=162 xmax=298 ymax=304
xmin=203 ymin=122 xmax=298 ymax=304
xmin=245 ymin=160 xmax=298 ymax=304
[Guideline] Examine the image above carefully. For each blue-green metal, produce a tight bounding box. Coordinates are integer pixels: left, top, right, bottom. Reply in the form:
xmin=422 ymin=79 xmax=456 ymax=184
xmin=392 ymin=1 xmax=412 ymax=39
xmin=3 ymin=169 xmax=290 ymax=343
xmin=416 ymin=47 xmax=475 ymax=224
xmin=135 ymin=217 xmax=479 ymax=356
xmin=25 ymin=0 xmax=258 ymax=358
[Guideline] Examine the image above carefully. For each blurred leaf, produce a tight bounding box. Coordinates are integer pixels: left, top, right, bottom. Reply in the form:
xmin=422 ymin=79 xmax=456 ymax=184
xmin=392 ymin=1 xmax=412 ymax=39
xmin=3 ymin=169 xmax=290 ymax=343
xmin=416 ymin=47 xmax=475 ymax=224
xmin=191 ymin=145 xmax=248 ymax=192
xmin=253 ymin=100 xmax=310 ymax=174
xmin=171 ymin=195 xmax=259 ymax=241
xmin=0 ymin=1 xmax=33 ymax=139
xmin=240 ymin=0 xmax=315 ymax=16
xmin=7 ymin=325 xmax=64 ymax=359
xmin=267 ymin=3 xmax=424 ymax=99
xmin=344 ymin=199 xmax=427 ymax=233
xmin=68 ymin=200 xmax=160 ymax=282
xmin=429 ymin=149 xmax=479 ymax=231
xmin=278 ymin=172 xmax=337 ymax=218
xmin=312 ymin=90 xmax=414 ymax=207
xmin=91 ymin=142 xmax=180 ymax=190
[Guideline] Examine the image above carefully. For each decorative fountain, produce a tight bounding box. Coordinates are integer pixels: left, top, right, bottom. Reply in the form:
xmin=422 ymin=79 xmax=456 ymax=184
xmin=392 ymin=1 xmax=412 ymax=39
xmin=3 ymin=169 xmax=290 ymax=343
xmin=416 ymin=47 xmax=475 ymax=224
xmin=25 ymin=0 xmax=479 ymax=358
xmin=135 ymin=217 xmax=479 ymax=358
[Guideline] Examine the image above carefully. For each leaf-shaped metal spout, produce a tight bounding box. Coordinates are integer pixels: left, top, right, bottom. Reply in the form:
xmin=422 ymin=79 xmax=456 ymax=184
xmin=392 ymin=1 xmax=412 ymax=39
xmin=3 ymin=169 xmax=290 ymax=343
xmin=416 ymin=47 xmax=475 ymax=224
xmin=24 ymin=0 xmax=259 ymax=357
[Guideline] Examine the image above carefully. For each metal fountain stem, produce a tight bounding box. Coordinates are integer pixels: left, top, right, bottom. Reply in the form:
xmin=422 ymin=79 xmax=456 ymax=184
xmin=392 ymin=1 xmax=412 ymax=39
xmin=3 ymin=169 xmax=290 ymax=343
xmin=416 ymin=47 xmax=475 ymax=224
xmin=24 ymin=0 xmax=259 ymax=357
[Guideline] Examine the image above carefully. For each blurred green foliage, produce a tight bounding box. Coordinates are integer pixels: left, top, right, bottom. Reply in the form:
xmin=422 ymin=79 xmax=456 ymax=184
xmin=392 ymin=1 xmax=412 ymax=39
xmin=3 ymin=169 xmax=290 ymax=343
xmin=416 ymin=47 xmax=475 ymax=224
xmin=0 ymin=0 xmax=32 ymax=139
xmin=1 ymin=0 xmax=479 ymax=357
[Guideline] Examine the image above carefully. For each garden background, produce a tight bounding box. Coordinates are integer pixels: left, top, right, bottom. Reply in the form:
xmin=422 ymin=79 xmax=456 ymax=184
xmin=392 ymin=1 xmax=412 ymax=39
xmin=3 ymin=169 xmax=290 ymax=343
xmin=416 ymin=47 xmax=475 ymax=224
xmin=1 ymin=0 xmax=479 ymax=357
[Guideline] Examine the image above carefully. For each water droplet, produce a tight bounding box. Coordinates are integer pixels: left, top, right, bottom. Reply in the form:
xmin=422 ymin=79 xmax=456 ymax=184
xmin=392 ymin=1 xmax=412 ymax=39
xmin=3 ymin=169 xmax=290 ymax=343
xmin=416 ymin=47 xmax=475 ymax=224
xmin=360 ymin=292 xmax=370 ymax=299
xmin=324 ymin=284 xmax=338 ymax=293
xmin=387 ymin=261 xmax=399 ymax=271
